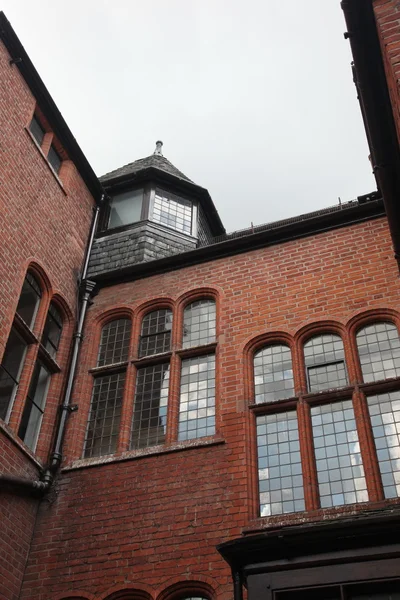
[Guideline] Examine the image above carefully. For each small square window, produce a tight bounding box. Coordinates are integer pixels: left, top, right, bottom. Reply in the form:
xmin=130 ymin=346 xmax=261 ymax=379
xmin=29 ymin=115 xmax=45 ymax=146
xmin=48 ymin=145 xmax=62 ymax=174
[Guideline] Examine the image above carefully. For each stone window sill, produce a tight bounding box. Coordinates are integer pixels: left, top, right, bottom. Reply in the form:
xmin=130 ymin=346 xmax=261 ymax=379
xmin=63 ymin=436 xmax=225 ymax=471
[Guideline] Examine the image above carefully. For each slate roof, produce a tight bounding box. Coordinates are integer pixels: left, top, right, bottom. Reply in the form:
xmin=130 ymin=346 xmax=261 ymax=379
xmin=100 ymin=154 xmax=193 ymax=184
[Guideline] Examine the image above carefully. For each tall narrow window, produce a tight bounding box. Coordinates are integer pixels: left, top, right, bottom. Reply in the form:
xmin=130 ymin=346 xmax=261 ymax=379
xmin=356 ymin=322 xmax=400 ymax=383
xmin=139 ymin=309 xmax=172 ymax=357
xmin=29 ymin=114 xmax=45 ymax=146
xmin=0 ymin=329 xmax=27 ymax=421
xmin=254 ymin=344 xmax=294 ymax=403
xmin=18 ymin=362 xmax=51 ymax=450
xmin=131 ymin=363 xmax=169 ymax=449
xmin=256 ymin=411 xmax=304 ymax=516
xmin=178 ymin=354 xmax=215 ymax=441
xmin=183 ymin=299 xmax=216 ymax=348
xmin=84 ymin=318 xmax=131 ymax=458
xmin=311 ymin=400 xmax=368 ymax=508
xmin=16 ymin=272 xmax=42 ymax=328
xmin=304 ymin=334 xmax=348 ymax=393
xmin=42 ymin=302 xmax=63 ymax=358
xmin=47 ymin=145 xmax=61 ymax=174
xmin=368 ymin=391 xmax=400 ymax=499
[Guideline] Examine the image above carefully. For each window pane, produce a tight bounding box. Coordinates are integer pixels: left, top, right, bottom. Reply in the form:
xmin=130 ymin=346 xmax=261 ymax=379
xmin=29 ymin=115 xmax=45 ymax=146
xmin=254 ymin=344 xmax=294 ymax=403
xmin=109 ymin=189 xmax=143 ymax=229
xmin=257 ymin=411 xmax=304 ymax=516
xmin=131 ymin=363 xmax=169 ymax=449
xmin=357 ymin=322 xmax=400 ymax=383
xmin=47 ymin=145 xmax=61 ymax=174
xmin=182 ymin=299 xmax=216 ymax=348
xmin=0 ymin=328 xmax=27 ymax=420
xmin=16 ymin=273 xmax=42 ymax=328
xmin=42 ymin=303 xmax=63 ymax=358
xmin=97 ymin=319 xmax=131 ymax=366
xmin=368 ymin=391 xmax=400 ymax=499
xmin=311 ymin=400 xmax=368 ymax=508
xmin=139 ymin=309 xmax=172 ymax=357
xmin=152 ymin=189 xmax=192 ymax=235
xmin=18 ymin=362 xmax=51 ymax=450
xmin=84 ymin=372 xmax=125 ymax=458
xmin=178 ymin=354 xmax=215 ymax=441
xmin=304 ymin=334 xmax=348 ymax=392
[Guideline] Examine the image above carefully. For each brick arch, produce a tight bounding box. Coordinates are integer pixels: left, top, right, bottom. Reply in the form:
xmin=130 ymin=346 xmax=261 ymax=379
xmin=175 ymin=286 xmax=219 ymax=311
xmin=25 ymin=259 xmax=53 ymax=297
xmin=156 ymin=577 xmax=216 ymax=600
xmin=51 ymin=592 xmax=96 ymax=600
xmin=100 ymin=583 xmax=155 ymax=600
xmin=49 ymin=291 xmax=74 ymax=325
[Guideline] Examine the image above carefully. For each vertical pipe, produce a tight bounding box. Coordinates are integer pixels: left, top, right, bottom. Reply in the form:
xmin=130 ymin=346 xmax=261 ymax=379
xmin=232 ymin=569 xmax=243 ymax=600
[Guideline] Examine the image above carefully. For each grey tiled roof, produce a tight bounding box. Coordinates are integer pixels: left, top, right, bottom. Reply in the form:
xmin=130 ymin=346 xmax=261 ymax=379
xmin=100 ymin=154 xmax=193 ymax=184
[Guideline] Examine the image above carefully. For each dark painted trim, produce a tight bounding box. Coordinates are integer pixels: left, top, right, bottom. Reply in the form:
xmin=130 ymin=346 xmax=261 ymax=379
xmin=92 ymin=196 xmax=385 ymax=287
xmin=0 ymin=11 xmax=103 ymax=203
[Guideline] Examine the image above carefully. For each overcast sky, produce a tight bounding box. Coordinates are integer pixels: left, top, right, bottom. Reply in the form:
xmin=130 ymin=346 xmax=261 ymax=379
xmin=2 ymin=0 xmax=375 ymax=232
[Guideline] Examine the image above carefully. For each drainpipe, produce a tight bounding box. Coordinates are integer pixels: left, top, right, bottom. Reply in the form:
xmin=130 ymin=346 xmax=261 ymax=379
xmin=0 ymin=196 xmax=104 ymax=495
xmin=232 ymin=569 xmax=243 ymax=600
xmin=341 ymin=0 xmax=400 ymax=273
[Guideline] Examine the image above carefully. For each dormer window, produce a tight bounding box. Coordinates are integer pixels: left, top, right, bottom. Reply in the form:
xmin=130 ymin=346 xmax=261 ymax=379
xmin=108 ymin=188 xmax=144 ymax=229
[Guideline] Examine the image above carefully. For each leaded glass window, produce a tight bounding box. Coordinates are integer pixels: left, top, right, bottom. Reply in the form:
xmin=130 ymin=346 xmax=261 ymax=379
xmin=256 ymin=411 xmax=304 ymax=516
xmin=357 ymin=322 xmax=400 ymax=383
xmin=178 ymin=354 xmax=215 ymax=440
xmin=304 ymin=334 xmax=348 ymax=393
xmin=16 ymin=273 xmax=42 ymax=328
xmin=311 ymin=400 xmax=368 ymax=508
xmin=97 ymin=319 xmax=131 ymax=366
xmin=368 ymin=391 xmax=400 ymax=499
xmin=182 ymin=299 xmax=216 ymax=348
xmin=84 ymin=372 xmax=126 ymax=458
xmin=152 ymin=189 xmax=192 ymax=235
xmin=254 ymin=344 xmax=294 ymax=403
xmin=131 ymin=363 xmax=169 ymax=449
xmin=139 ymin=309 xmax=172 ymax=357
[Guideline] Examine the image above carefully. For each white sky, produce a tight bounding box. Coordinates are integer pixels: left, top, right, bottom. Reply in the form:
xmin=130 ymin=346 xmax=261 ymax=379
xmin=2 ymin=0 xmax=376 ymax=232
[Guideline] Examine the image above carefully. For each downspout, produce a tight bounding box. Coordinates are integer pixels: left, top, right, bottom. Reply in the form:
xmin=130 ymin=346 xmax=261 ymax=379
xmin=232 ymin=569 xmax=243 ymax=600
xmin=341 ymin=0 xmax=400 ymax=273
xmin=0 ymin=195 xmax=104 ymax=495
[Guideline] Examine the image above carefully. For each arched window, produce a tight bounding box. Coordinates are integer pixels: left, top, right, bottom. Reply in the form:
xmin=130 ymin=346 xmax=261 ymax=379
xmin=254 ymin=344 xmax=294 ymax=403
xmin=130 ymin=309 xmax=173 ymax=450
xmin=356 ymin=322 xmax=400 ymax=383
xmin=139 ymin=309 xmax=172 ymax=357
xmin=0 ymin=272 xmax=42 ymax=424
xmin=42 ymin=302 xmax=63 ymax=358
xmin=84 ymin=318 xmax=131 ymax=458
xmin=182 ymin=299 xmax=216 ymax=348
xmin=304 ymin=334 xmax=348 ymax=393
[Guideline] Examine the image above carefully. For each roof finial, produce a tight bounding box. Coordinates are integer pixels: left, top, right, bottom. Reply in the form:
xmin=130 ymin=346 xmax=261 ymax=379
xmin=154 ymin=140 xmax=163 ymax=156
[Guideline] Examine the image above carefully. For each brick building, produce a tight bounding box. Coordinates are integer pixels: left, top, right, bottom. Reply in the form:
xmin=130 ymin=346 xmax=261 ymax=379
xmin=1 ymin=2 xmax=400 ymax=599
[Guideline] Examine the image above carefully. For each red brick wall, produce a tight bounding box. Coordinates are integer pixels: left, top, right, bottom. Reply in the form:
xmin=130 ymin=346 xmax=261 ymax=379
xmin=0 ymin=36 xmax=95 ymax=600
xmin=20 ymin=215 xmax=400 ymax=600
xmin=374 ymin=0 xmax=400 ymax=142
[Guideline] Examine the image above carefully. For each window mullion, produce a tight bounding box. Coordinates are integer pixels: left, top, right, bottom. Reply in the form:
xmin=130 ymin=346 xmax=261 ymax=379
xmin=117 ymin=363 xmax=135 ymax=453
xmin=166 ymin=353 xmax=181 ymax=443
xmin=353 ymin=389 xmax=384 ymax=502
xmin=297 ymin=399 xmax=320 ymax=511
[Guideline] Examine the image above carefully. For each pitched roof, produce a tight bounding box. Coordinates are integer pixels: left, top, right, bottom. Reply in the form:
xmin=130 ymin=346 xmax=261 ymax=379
xmin=100 ymin=154 xmax=193 ymax=184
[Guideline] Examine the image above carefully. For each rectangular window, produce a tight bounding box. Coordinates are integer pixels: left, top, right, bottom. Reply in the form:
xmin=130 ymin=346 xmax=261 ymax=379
xmin=108 ymin=189 xmax=144 ymax=229
xmin=257 ymin=411 xmax=304 ymax=516
xmin=131 ymin=364 xmax=169 ymax=449
xmin=18 ymin=362 xmax=51 ymax=450
xmin=47 ymin=144 xmax=62 ymax=174
xmin=368 ymin=391 xmax=400 ymax=499
xmin=29 ymin=115 xmax=45 ymax=146
xmin=178 ymin=354 xmax=215 ymax=441
xmin=311 ymin=400 xmax=368 ymax=508
xmin=84 ymin=372 xmax=126 ymax=458
xmin=0 ymin=328 xmax=27 ymax=421
xmin=152 ymin=190 xmax=192 ymax=235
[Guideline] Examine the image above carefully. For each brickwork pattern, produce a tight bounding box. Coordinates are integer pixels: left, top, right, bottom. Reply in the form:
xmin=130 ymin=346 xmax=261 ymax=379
xmin=20 ymin=216 xmax=400 ymax=599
